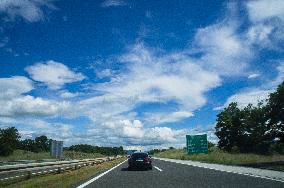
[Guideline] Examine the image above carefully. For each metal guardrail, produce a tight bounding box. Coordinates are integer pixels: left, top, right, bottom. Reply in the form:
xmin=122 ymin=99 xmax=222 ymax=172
xmin=0 ymin=155 xmax=123 ymax=182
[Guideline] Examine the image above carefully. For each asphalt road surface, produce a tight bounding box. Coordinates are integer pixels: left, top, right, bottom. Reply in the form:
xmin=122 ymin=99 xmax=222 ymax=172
xmin=79 ymin=159 xmax=284 ymax=188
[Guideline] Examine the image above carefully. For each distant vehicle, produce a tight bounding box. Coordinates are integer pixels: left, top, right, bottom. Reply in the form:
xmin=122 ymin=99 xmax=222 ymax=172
xmin=128 ymin=152 xmax=152 ymax=170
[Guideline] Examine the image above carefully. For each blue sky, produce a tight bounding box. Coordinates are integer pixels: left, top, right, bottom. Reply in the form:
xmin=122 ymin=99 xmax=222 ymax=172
xmin=0 ymin=0 xmax=284 ymax=150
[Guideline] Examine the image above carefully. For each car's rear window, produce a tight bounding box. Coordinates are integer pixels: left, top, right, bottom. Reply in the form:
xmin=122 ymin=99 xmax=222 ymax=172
xmin=131 ymin=153 xmax=148 ymax=159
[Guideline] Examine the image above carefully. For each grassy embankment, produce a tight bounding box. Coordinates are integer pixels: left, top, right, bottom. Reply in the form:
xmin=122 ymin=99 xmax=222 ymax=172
xmin=154 ymin=148 xmax=284 ymax=171
xmin=0 ymin=157 xmax=126 ymax=188
xmin=0 ymin=150 xmax=105 ymax=162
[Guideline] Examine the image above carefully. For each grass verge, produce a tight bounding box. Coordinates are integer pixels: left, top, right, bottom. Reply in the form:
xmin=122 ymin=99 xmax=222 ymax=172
xmin=0 ymin=150 xmax=105 ymax=162
xmin=154 ymin=148 xmax=284 ymax=171
xmin=0 ymin=158 xmax=126 ymax=188
xmin=0 ymin=150 xmax=53 ymax=161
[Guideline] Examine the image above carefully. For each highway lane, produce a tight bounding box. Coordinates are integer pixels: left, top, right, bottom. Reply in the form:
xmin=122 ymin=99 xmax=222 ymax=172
xmin=80 ymin=159 xmax=284 ymax=188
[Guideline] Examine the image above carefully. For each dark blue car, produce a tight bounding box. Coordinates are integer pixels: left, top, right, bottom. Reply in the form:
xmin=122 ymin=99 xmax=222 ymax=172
xmin=128 ymin=152 xmax=152 ymax=170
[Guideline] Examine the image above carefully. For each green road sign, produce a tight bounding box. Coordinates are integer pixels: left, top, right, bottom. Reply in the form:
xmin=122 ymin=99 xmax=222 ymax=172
xmin=186 ymin=134 xmax=208 ymax=154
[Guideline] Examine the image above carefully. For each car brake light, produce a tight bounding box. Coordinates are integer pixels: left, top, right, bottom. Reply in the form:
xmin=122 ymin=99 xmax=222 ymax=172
xmin=144 ymin=157 xmax=151 ymax=162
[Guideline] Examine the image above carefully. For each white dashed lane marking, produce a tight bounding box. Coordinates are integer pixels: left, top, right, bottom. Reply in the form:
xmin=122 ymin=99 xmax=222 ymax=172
xmin=154 ymin=166 xmax=163 ymax=171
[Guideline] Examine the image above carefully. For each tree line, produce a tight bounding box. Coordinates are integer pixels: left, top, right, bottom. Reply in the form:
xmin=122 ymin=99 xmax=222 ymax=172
xmin=0 ymin=128 xmax=125 ymax=156
xmin=67 ymin=144 xmax=124 ymax=155
xmin=0 ymin=128 xmax=50 ymax=156
xmin=215 ymin=81 xmax=284 ymax=154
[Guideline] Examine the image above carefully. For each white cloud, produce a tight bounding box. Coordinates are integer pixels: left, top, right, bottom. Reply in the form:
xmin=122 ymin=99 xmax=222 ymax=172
xmin=267 ymin=62 xmax=284 ymax=88
xmin=245 ymin=0 xmax=284 ymax=50
xmin=18 ymin=119 xmax=74 ymax=140
xmin=248 ymin=73 xmax=260 ymax=79
xmin=217 ymin=61 xmax=284 ymax=110
xmin=144 ymin=111 xmax=193 ymax=124
xmin=121 ymin=120 xmax=144 ymax=139
xmin=246 ymin=0 xmax=284 ymax=23
xmin=70 ymin=43 xmax=223 ymax=148
xmin=216 ymin=89 xmax=271 ymax=110
xmin=95 ymin=119 xmax=188 ymax=147
xmin=0 ymin=76 xmax=33 ymax=99
xmin=0 ymin=76 xmax=71 ymax=117
xmin=247 ymin=23 xmax=273 ymax=46
xmin=101 ymin=0 xmax=126 ymax=7
xmin=79 ymin=43 xmax=221 ymax=130
xmin=60 ymin=91 xmax=79 ymax=98
xmin=0 ymin=95 xmax=71 ymax=117
xmin=147 ymin=127 xmax=179 ymax=143
xmin=0 ymin=0 xmax=56 ymax=22
xmin=194 ymin=22 xmax=252 ymax=76
xmin=26 ymin=60 xmax=86 ymax=90
xmin=95 ymin=69 xmax=113 ymax=78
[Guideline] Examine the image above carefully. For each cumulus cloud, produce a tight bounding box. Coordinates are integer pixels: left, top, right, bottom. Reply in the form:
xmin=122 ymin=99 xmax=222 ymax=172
xmin=0 ymin=76 xmax=33 ymax=99
xmin=0 ymin=0 xmax=56 ymax=22
xmin=101 ymin=0 xmax=126 ymax=7
xmin=120 ymin=120 xmax=144 ymax=139
xmin=0 ymin=76 xmax=71 ymax=117
xmin=17 ymin=119 xmax=74 ymax=140
xmin=96 ymin=119 xmax=187 ymax=147
xmin=26 ymin=60 xmax=86 ymax=90
xmin=0 ymin=95 xmax=71 ymax=117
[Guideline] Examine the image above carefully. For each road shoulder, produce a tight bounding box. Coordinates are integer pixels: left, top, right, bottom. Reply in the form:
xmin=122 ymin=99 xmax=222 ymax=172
xmin=154 ymin=157 xmax=284 ymax=183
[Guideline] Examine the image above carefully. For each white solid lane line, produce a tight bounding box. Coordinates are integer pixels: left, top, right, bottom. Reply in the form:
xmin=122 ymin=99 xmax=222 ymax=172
xmin=154 ymin=166 xmax=163 ymax=171
xmin=76 ymin=159 xmax=127 ymax=188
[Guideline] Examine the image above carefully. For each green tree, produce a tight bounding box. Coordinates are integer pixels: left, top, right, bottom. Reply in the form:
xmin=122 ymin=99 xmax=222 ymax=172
xmin=266 ymin=81 xmax=284 ymax=144
xmin=0 ymin=127 xmax=20 ymax=156
xmin=241 ymin=103 xmax=271 ymax=154
xmin=215 ymin=102 xmax=245 ymax=152
xmin=20 ymin=139 xmax=37 ymax=152
xmin=35 ymin=135 xmax=49 ymax=152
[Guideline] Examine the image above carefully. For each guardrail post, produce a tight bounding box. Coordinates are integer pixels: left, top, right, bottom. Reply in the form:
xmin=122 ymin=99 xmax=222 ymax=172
xmin=58 ymin=167 xmax=61 ymax=174
xmin=27 ymin=171 xmax=32 ymax=179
